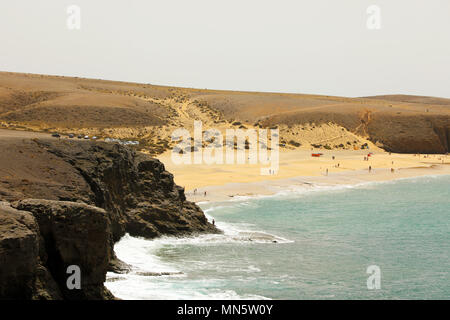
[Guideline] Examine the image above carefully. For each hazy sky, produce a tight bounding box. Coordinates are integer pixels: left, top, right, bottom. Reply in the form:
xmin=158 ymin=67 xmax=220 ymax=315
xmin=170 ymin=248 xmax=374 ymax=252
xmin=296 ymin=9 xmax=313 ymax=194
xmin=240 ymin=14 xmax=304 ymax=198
xmin=1 ymin=0 xmax=449 ymax=98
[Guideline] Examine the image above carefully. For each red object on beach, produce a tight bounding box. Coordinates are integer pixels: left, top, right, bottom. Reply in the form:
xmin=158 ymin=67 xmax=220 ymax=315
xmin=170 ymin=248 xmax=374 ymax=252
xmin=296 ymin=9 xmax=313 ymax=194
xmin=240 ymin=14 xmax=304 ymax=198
xmin=368 ymin=153 xmax=373 ymax=157
xmin=311 ymin=153 xmax=323 ymax=157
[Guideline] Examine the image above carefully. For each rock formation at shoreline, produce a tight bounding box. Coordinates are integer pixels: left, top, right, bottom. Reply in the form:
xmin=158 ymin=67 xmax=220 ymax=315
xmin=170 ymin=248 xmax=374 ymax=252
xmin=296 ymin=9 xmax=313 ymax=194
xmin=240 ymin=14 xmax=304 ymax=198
xmin=33 ymin=139 xmax=218 ymax=241
xmin=1 ymin=200 xmax=113 ymax=299
xmin=0 ymin=136 xmax=218 ymax=300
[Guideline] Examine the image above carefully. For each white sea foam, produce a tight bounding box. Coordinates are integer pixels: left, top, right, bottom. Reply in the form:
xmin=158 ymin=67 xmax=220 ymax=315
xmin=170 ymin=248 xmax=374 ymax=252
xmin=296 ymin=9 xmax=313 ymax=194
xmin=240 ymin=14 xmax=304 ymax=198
xmin=109 ymin=234 xmax=181 ymax=274
xmin=105 ymin=214 xmax=287 ymax=299
xmin=106 ymin=174 xmax=450 ymax=300
xmin=106 ymin=276 xmax=269 ymax=300
xmin=204 ymin=173 xmax=450 ymax=204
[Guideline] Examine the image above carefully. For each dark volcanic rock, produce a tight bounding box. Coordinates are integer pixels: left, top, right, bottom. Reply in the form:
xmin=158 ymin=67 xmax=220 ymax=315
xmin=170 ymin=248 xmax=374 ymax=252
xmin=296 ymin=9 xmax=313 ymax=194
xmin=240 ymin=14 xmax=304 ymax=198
xmin=0 ymin=137 xmax=218 ymax=299
xmin=34 ymin=139 xmax=218 ymax=241
xmin=0 ymin=202 xmax=61 ymax=300
xmin=13 ymin=199 xmax=114 ymax=300
xmin=0 ymin=202 xmax=40 ymax=299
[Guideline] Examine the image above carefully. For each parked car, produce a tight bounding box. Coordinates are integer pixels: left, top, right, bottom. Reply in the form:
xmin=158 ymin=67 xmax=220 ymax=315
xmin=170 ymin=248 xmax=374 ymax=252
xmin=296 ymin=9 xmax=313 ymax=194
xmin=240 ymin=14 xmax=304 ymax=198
xmin=68 ymin=134 xmax=75 ymax=138
xmin=51 ymin=133 xmax=60 ymax=138
xmin=77 ymin=135 xmax=83 ymax=139
xmin=84 ymin=135 xmax=89 ymax=139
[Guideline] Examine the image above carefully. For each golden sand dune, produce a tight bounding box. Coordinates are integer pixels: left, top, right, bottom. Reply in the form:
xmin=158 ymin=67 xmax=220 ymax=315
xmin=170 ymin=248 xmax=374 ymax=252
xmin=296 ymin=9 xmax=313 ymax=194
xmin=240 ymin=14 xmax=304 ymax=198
xmin=0 ymin=71 xmax=449 ymax=155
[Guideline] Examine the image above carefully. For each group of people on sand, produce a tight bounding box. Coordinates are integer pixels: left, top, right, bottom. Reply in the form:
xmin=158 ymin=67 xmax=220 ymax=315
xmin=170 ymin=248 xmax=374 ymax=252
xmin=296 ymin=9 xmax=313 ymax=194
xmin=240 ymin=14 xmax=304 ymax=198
xmin=416 ymin=153 xmax=448 ymax=164
xmin=324 ymin=157 xmax=341 ymax=176
xmin=322 ymin=154 xmax=398 ymax=176
xmin=192 ymin=189 xmax=215 ymax=226
xmin=193 ymin=188 xmax=207 ymax=197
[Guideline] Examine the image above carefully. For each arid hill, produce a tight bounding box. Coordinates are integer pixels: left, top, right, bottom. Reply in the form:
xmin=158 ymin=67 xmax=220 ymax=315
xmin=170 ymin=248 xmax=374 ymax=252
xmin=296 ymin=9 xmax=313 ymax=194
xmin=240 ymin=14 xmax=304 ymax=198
xmin=0 ymin=71 xmax=449 ymax=154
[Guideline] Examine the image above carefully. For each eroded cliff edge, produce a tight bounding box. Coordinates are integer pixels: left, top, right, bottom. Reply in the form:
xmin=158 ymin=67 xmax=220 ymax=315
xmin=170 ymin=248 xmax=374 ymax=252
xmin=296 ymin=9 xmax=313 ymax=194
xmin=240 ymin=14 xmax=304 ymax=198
xmin=0 ymin=136 xmax=218 ymax=299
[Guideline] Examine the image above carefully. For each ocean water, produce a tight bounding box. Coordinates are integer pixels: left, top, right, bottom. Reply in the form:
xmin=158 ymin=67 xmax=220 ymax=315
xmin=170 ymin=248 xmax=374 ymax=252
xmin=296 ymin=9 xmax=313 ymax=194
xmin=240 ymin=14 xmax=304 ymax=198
xmin=106 ymin=175 xmax=450 ymax=300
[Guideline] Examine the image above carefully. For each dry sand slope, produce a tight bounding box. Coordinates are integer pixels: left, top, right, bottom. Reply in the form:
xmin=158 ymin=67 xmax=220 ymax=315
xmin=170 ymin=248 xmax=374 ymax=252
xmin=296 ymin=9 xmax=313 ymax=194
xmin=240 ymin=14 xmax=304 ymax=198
xmin=1 ymin=71 xmax=449 ymax=156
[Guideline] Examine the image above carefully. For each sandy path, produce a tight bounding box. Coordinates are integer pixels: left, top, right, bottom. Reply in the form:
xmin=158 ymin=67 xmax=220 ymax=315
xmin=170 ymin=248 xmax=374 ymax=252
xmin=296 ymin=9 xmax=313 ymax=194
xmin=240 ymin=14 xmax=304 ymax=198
xmin=0 ymin=128 xmax=55 ymax=139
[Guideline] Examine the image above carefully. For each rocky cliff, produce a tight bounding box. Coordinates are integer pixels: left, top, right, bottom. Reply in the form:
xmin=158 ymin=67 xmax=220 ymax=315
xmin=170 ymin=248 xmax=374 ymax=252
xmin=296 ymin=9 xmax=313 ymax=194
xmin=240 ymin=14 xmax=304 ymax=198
xmin=263 ymin=111 xmax=450 ymax=154
xmin=0 ymin=200 xmax=113 ymax=299
xmin=0 ymin=136 xmax=218 ymax=300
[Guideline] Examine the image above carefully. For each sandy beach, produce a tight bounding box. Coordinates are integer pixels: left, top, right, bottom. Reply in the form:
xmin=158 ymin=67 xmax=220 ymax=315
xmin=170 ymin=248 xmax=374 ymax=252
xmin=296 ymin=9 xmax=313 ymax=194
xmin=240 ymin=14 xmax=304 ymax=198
xmin=158 ymin=149 xmax=450 ymax=202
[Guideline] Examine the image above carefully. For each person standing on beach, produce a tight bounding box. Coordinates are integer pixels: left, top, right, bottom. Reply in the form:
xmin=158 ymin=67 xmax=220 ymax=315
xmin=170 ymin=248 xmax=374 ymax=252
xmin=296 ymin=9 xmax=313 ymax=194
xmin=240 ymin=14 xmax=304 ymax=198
xmin=326 ymin=168 xmax=328 ymax=176
xmin=369 ymin=166 xmax=372 ymax=173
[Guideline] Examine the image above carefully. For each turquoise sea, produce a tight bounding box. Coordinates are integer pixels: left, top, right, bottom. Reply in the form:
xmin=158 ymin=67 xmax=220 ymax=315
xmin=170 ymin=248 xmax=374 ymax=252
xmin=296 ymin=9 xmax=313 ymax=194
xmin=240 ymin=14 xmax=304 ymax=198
xmin=106 ymin=175 xmax=450 ymax=299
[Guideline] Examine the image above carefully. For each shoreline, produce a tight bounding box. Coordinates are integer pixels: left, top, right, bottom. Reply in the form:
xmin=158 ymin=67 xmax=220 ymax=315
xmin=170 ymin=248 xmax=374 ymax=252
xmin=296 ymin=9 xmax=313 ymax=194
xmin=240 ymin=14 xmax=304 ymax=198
xmin=186 ymin=164 xmax=450 ymax=203
xmin=156 ymin=149 xmax=450 ymax=203
xmin=106 ymin=165 xmax=450 ymax=301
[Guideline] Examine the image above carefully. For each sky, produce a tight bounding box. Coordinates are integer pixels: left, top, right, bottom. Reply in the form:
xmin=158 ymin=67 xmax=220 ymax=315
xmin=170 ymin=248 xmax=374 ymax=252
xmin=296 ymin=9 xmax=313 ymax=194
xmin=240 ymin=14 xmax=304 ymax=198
xmin=1 ymin=0 xmax=450 ymax=98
